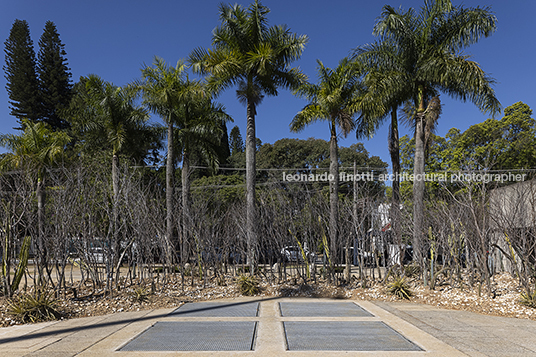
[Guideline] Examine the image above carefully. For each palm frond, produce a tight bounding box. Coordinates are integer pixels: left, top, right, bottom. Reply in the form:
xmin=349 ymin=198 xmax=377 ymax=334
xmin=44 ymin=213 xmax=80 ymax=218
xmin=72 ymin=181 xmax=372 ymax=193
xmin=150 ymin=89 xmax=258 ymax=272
xmin=290 ymin=104 xmax=327 ymax=133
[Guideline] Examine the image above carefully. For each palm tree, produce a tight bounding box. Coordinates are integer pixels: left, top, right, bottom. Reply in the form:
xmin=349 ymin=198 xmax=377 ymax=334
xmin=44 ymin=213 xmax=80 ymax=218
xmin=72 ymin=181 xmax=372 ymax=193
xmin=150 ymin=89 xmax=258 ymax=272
xmin=74 ymin=75 xmax=149 ymax=199
xmin=353 ymin=38 xmax=415 ymax=246
xmin=135 ymin=57 xmax=229 ymax=268
xmin=0 ymin=119 xmax=70 ymax=285
xmin=372 ymin=0 xmax=500 ymax=264
xmin=175 ymin=84 xmax=229 ymax=268
xmin=135 ymin=58 xmax=188 ymax=263
xmin=189 ymin=0 xmax=308 ymax=271
xmin=68 ymin=75 xmax=148 ymax=292
xmin=290 ymin=58 xmax=372 ymax=280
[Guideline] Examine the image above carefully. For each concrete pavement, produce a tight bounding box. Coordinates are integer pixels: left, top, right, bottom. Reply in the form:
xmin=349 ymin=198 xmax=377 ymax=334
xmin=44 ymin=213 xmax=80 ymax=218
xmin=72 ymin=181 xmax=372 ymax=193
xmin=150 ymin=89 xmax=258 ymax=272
xmin=0 ymin=297 xmax=535 ymax=356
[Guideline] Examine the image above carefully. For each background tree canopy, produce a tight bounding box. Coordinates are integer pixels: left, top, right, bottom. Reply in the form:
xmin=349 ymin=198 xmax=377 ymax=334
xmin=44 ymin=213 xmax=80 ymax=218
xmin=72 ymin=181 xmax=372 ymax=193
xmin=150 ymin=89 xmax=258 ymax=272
xmin=400 ymin=102 xmax=535 ymax=173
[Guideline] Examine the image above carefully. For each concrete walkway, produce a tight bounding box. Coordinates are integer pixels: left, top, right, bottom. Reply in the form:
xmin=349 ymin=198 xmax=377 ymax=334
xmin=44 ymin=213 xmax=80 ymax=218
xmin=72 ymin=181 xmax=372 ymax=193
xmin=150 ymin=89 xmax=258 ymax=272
xmin=0 ymin=297 xmax=535 ymax=356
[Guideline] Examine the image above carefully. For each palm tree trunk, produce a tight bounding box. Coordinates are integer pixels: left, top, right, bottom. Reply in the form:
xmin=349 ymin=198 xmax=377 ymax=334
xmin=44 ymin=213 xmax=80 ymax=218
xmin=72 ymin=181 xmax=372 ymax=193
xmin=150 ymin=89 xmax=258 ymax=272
xmin=329 ymin=121 xmax=339 ymax=282
xmin=182 ymin=149 xmax=191 ymax=270
xmin=36 ymin=175 xmax=45 ymax=286
xmin=388 ymin=107 xmax=402 ymax=248
xmin=413 ymin=91 xmax=426 ymax=267
xmin=112 ymin=154 xmax=119 ymax=199
xmin=166 ymin=120 xmax=175 ymax=267
xmin=111 ymin=154 xmax=119 ymax=295
xmin=245 ymin=98 xmax=257 ymax=275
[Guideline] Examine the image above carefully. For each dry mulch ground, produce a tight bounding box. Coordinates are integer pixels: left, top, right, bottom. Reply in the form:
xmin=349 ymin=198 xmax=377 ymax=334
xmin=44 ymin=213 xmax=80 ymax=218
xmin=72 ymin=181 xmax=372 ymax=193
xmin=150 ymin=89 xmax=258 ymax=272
xmin=1 ymin=272 xmax=535 ymax=327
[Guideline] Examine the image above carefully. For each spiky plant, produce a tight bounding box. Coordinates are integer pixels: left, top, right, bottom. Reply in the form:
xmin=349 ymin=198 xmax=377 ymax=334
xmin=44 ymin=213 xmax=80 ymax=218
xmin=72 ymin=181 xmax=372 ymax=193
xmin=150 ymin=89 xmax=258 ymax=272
xmin=130 ymin=286 xmax=151 ymax=303
xmin=8 ymin=291 xmax=61 ymax=323
xmin=404 ymin=264 xmax=421 ymax=279
xmin=237 ymin=275 xmax=259 ymax=296
xmin=388 ymin=276 xmax=413 ymax=300
xmin=519 ymin=290 xmax=536 ymax=309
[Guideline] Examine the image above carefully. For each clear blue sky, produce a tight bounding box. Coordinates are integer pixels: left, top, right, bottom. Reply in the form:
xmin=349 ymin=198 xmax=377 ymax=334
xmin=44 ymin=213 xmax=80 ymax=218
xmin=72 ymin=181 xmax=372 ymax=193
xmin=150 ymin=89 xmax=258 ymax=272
xmin=1 ymin=0 xmax=535 ymax=168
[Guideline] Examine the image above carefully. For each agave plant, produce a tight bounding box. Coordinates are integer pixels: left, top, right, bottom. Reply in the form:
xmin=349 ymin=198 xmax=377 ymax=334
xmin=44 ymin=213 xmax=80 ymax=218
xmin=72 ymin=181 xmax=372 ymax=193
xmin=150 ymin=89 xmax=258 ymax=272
xmin=519 ymin=290 xmax=536 ymax=309
xmin=388 ymin=276 xmax=413 ymax=300
xmin=8 ymin=290 xmax=61 ymax=323
xmin=237 ymin=275 xmax=259 ymax=296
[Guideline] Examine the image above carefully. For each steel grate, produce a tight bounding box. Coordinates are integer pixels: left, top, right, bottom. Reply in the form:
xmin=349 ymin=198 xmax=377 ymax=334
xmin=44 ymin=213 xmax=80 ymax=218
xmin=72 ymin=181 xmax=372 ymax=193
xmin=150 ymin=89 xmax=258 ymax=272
xmin=283 ymin=321 xmax=422 ymax=351
xmin=170 ymin=301 xmax=259 ymax=317
xmin=279 ymin=301 xmax=374 ymax=317
xmin=120 ymin=321 xmax=257 ymax=351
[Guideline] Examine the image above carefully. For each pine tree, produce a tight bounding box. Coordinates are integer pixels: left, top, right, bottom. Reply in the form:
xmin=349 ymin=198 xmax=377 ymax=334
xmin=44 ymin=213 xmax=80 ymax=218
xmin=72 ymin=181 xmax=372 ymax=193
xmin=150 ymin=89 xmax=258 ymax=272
xmin=37 ymin=21 xmax=72 ymax=130
xmin=218 ymin=119 xmax=231 ymax=163
xmin=229 ymin=125 xmax=244 ymax=155
xmin=3 ymin=19 xmax=41 ymax=124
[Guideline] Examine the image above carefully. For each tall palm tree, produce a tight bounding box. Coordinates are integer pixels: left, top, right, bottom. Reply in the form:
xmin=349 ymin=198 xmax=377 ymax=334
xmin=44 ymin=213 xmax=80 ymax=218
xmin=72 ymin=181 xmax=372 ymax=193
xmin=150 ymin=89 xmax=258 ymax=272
xmin=77 ymin=75 xmax=149 ymax=199
xmin=135 ymin=57 xmax=229 ymax=267
xmin=135 ymin=58 xmax=188 ymax=262
xmin=189 ymin=0 xmax=308 ymax=271
xmin=175 ymin=84 xmax=229 ymax=268
xmin=372 ymin=0 xmax=500 ymax=264
xmin=69 ymin=75 xmax=148 ymax=292
xmin=291 ymin=58 xmax=372 ymax=279
xmin=0 ymin=119 xmax=70 ymax=285
xmin=353 ymin=39 xmax=412 ymax=244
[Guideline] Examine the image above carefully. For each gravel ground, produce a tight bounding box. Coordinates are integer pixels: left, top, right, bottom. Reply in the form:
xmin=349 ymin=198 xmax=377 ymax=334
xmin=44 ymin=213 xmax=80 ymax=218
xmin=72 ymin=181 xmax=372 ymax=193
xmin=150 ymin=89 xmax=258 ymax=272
xmin=1 ymin=271 xmax=534 ymax=327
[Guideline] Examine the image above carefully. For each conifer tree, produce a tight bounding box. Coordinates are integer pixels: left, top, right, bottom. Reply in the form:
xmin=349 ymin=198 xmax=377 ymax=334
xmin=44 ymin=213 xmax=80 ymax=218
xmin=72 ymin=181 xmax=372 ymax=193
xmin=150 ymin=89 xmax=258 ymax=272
xmin=229 ymin=126 xmax=244 ymax=155
xmin=3 ymin=19 xmax=40 ymax=125
xmin=37 ymin=21 xmax=72 ymax=130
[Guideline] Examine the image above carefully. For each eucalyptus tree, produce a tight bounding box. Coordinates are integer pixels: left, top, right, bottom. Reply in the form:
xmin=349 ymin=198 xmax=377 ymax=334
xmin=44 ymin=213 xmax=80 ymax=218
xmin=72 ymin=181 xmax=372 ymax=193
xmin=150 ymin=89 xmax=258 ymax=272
xmin=189 ymin=0 xmax=308 ymax=270
xmin=290 ymin=58 xmax=373 ymax=277
xmin=0 ymin=119 xmax=70 ymax=284
xmin=370 ymin=0 xmax=500 ymax=264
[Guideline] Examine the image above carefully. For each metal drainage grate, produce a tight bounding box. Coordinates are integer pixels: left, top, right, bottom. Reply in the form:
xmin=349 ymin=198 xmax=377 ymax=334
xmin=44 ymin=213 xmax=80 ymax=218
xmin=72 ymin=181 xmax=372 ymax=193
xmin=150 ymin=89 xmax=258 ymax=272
xmin=121 ymin=321 xmax=257 ymax=351
xmin=283 ymin=321 xmax=422 ymax=351
xmin=170 ymin=301 xmax=259 ymax=317
xmin=279 ymin=301 xmax=374 ymax=317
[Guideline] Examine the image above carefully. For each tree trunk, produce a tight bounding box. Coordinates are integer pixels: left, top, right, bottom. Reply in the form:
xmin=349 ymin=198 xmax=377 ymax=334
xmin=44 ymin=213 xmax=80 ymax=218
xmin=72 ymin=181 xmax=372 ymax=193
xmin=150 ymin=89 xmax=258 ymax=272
xmin=112 ymin=154 xmax=119 ymax=199
xmin=245 ymin=98 xmax=257 ymax=275
xmin=388 ymin=107 xmax=402 ymax=247
xmin=182 ymin=149 xmax=191 ymax=270
xmin=166 ymin=120 xmax=175 ymax=266
xmin=413 ymin=108 xmax=426 ymax=266
xmin=111 ymin=154 xmax=119 ymax=294
xmin=36 ymin=175 xmax=45 ymax=286
xmin=329 ymin=122 xmax=339 ymax=282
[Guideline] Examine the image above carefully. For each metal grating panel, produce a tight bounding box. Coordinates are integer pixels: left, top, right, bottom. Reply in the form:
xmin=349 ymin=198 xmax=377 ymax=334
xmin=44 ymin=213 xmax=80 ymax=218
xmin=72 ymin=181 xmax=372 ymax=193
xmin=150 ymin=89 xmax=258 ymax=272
xmin=120 ymin=321 xmax=257 ymax=351
xmin=170 ymin=301 xmax=259 ymax=317
xmin=279 ymin=301 xmax=373 ymax=317
xmin=283 ymin=321 xmax=422 ymax=351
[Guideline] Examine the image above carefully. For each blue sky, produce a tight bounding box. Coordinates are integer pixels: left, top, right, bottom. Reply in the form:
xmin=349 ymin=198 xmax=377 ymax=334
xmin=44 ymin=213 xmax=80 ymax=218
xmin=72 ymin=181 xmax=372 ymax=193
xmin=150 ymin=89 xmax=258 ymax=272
xmin=1 ymin=0 xmax=535 ymax=169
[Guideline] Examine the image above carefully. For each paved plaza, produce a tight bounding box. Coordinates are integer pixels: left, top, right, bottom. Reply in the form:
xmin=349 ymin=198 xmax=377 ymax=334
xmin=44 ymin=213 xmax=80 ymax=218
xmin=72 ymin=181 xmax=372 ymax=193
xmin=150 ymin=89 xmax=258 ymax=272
xmin=1 ymin=297 xmax=536 ymax=356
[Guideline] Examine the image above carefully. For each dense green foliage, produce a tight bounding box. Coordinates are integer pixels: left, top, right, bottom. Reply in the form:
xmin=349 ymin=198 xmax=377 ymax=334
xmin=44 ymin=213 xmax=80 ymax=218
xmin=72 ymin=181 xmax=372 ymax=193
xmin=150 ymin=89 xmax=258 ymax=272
xmin=229 ymin=125 xmax=244 ymax=156
xmin=4 ymin=20 xmax=72 ymax=130
xmin=67 ymin=75 xmax=156 ymax=164
xmin=37 ymin=21 xmax=72 ymax=130
xmin=400 ymin=102 xmax=536 ymax=173
xmin=4 ymin=19 xmax=40 ymax=123
xmin=0 ymin=119 xmax=71 ymax=175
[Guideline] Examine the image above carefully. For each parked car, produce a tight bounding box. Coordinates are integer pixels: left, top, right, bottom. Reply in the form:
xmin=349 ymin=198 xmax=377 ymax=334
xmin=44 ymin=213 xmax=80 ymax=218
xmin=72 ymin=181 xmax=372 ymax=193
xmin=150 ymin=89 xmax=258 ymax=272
xmin=281 ymin=246 xmax=315 ymax=263
xmin=89 ymin=246 xmax=106 ymax=264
